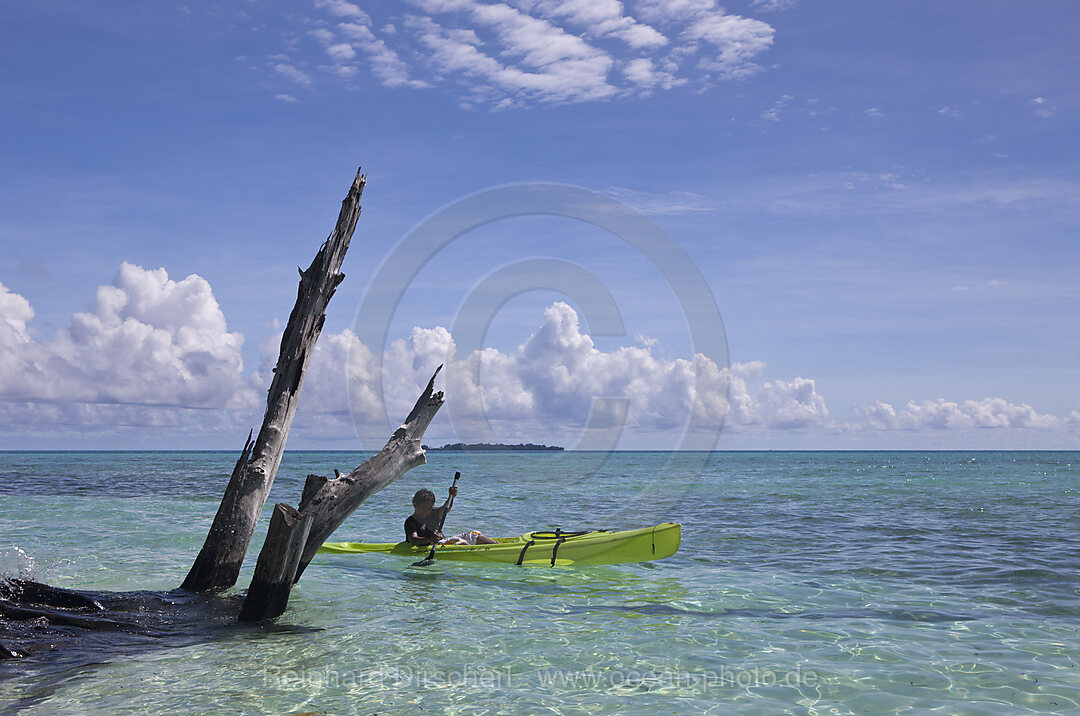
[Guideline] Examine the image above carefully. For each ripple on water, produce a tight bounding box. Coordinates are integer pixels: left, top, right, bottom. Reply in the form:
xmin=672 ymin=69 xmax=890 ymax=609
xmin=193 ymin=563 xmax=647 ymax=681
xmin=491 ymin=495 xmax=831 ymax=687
xmin=2 ymin=450 xmax=1079 ymax=713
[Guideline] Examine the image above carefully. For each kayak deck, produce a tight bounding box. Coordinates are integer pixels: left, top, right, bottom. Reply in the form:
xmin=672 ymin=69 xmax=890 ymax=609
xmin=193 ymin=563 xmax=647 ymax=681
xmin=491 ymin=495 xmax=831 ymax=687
xmin=319 ymin=522 xmax=681 ymax=566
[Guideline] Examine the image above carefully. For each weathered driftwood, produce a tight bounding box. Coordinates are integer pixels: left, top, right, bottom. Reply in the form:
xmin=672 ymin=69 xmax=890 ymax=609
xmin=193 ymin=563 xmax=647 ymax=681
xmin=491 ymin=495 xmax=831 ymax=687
xmin=182 ymin=169 xmax=366 ymax=593
xmin=0 ymin=579 xmax=163 ymax=637
xmin=1 ymin=642 xmax=25 ymax=659
xmin=0 ymin=601 xmax=159 ymax=634
xmin=238 ymin=367 xmax=445 ymax=621
xmin=1 ymin=578 xmax=104 ymax=611
xmin=237 ymin=504 xmax=312 ymax=622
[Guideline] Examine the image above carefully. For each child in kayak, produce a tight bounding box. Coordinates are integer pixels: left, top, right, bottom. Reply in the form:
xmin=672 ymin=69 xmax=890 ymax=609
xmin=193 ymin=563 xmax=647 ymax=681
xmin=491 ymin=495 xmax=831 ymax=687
xmin=404 ymin=486 xmax=497 ymax=546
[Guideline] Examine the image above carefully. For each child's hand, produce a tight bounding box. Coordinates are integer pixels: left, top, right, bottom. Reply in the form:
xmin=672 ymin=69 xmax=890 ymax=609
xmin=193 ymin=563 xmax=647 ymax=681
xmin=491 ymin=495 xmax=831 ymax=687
xmin=449 ymin=485 xmax=458 ymax=497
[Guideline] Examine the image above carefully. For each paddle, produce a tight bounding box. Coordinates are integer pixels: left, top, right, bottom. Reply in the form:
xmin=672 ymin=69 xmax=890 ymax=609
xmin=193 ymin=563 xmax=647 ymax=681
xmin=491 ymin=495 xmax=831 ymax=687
xmin=411 ymin=472 xmax=460 ymax=567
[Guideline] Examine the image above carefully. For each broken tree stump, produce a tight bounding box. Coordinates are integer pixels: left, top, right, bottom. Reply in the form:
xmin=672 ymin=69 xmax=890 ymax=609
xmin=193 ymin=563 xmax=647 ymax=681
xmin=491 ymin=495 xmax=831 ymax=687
xmin=238 ymin=366 xmax=445 ymax=621
xmin=295 ymin=366 xmax=445 ymax=580
xmin=181 ymin=168 xmax=366 ymax=593
xmin=238 ymin=504 xmax=313 ymax=622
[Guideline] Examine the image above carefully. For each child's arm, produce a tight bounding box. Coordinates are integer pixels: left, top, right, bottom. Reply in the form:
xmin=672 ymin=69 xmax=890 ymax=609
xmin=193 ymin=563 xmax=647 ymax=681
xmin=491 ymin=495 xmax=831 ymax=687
xmin=441 ymin=484 xmax=458 ymax=514
xmin=406 ymin=528 xmax=439 ymax=546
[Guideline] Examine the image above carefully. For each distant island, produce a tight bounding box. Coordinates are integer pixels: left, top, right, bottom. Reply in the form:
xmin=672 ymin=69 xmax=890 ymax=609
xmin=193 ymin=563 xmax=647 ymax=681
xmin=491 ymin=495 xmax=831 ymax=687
xmin=423 ymin=442 xmax=564 ymax=451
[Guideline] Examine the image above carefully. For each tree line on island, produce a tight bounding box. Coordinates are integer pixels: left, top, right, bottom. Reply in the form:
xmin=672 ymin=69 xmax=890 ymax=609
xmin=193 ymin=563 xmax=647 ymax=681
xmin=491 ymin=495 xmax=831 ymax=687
xmin=423 ymin=442 xmax=564 ymax=451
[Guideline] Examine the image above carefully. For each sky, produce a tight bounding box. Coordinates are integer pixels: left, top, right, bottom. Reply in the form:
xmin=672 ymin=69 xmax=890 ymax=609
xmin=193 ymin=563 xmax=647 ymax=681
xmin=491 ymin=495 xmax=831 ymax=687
xmin=0 ymin=0 xmax=1077 ymax=450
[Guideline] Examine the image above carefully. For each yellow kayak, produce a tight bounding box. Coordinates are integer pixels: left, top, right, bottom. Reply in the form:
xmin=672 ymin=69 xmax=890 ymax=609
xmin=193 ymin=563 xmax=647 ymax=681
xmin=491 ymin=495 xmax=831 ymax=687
xmin=318 ymin=523 xmax=681 ymax=567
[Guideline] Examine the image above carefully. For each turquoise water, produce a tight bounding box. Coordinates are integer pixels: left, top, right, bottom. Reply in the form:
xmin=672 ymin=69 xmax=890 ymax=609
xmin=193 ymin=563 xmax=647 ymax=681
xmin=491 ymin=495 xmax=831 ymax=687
xmin=1 ymin=450 xmax=1078 ymax=714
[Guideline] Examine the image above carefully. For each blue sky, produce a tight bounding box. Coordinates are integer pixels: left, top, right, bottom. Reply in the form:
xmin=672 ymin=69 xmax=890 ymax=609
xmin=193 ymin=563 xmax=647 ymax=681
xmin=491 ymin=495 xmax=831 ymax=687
xmin=0 ymin=0 xmax=1077 ymax=449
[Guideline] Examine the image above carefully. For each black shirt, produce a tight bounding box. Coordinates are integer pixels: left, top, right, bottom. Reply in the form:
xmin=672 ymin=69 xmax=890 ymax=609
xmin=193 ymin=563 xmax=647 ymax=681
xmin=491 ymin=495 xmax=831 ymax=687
xmin=404 ymin=509 xmax=444 ymax=542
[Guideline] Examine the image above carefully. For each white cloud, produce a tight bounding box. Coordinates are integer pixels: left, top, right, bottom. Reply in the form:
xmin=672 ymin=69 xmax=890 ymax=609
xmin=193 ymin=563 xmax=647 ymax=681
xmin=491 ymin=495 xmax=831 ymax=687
xmin=289 ymin=303 xmax=1065 ymax=440
xmin=339 ymin=21 xmax=430 ymax=89
xmin=314 ymin=0 xmax=371 ymax=22
xmin=409 ymin=4 xmax=619 ymax=106
xmin=0 ymin=281 xmax=34 ymax=345
xmin=682 ymin=9 xmax=774 ymax=79
xmin=284 ymin=301 xmax=732 ymax=436
xmin=268 ymin=0 xmax=777 ymax=108
xmin=291 ymin=302 xmax=839 ymax=440
xmin=632 ymin=0 xmax=776 ymax=79
xmin=518 ymin=0 xmax=668 ymax=49
xmin=1032 ymin=97 xmax=1056 ymax=118
xmin=856 ymin=398 xmax=1063 ymax=431
xmin=3 ymin=272 xmax=1073 ymax=446
xmin=274 ymin=93 xmax=299 ymax=103
xmin=620 ymin=57 xmax=683 ymax=90
xmin=747 ymin=378 xmax=830 ymax=428
xmin=273 ymin=62 xmax=313 ymax=86
xmin=0 ymin=264 xmax=257 ymax=410
xmin=719 ymin=361 xmax=831 ymax=429
xmin=308 ymin=28 xmax=336 ymax=44
xmin=761 ymin=93 xmax=792 ymax=121
xmin=751 ymin=0 xmax=798 ymax=10
xmin=326 ymin=42 xmax=358 ymax=60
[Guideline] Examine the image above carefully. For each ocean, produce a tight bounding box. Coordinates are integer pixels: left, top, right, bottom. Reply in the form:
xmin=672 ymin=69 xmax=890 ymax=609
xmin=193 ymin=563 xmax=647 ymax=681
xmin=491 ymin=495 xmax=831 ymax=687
xmin=1 ymin=450 xmax=1078 ymax=714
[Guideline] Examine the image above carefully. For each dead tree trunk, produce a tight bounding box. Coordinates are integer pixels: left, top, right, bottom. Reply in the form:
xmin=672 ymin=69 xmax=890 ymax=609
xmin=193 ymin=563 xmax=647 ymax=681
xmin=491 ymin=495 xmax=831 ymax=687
xmin=237 ymin=504 xmax=312 ymax=621
xmin=181 ymin=168 xmax=366 ymax=593
xmin=238 ymin=367 xmax=445 ymax=621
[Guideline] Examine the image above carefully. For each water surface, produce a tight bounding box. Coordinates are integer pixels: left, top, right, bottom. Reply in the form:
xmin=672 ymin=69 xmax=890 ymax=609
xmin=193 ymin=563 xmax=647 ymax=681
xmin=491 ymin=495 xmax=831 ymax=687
xmin=2 ymin=451 xmax=1078 ymax=713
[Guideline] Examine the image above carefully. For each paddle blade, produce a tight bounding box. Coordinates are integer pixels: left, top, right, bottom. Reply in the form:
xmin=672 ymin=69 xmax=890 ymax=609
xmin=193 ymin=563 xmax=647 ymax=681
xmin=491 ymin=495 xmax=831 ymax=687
xmin=412 ymin=543 xmax=438 ymax=567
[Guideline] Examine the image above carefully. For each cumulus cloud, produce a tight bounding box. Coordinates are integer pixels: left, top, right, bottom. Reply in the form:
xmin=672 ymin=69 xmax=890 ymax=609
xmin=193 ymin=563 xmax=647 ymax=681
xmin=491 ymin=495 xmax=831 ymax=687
xmin=286 ymin=301 xmax=839 ymax=444
xmin=211 ymin=298 xmax=1073 ymax=444
xmin=2 ymin=272 xmax=1073 ymax=446
xmin=264 ymin=0 xmax=776 ymax=108
xmin=0 ymin=264 xmax=257 ymax=410
xmin=720 ymin=359 xmax=831 ymax=429
xmin=856 ymin=398 xmax=1063 ymax=431
xmin=0 ymin=281 xmax=34 ymax=345
xmin=276 ymin=301 xmax=730 ymax=439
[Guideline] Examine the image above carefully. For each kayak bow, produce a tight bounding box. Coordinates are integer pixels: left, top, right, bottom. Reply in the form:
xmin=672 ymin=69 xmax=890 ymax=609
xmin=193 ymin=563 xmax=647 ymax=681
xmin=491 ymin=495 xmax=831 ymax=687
xmin=319 ymin=523 xmax=681 ymax=567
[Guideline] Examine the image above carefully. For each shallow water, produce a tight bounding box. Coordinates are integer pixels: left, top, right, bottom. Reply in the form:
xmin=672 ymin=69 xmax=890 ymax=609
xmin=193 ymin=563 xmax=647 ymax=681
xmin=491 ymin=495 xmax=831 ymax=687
xmin=1 ymin=450 xmax=1078 ymax=713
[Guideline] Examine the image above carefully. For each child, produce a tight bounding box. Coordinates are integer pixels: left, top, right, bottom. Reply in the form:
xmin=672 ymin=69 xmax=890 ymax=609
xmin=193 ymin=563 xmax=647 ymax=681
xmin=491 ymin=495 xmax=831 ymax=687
xmin=404 ymin=486 xmax=496 ymax=546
